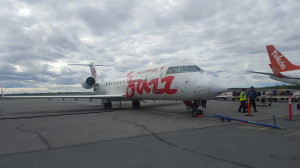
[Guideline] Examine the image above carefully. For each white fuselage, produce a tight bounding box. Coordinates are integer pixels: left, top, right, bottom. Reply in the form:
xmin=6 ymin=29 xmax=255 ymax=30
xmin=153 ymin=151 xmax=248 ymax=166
xmin=94 ymin=62 xmax=226 ymax=100
xmin=270 ymin=71 xmax=300 ymax=85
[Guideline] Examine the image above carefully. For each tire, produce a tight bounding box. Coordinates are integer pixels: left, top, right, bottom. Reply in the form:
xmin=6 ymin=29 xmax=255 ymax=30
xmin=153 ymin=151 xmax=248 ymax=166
xmin=192 ymin=110 xmax=198 ymax=117
xmin=132 ymin=101 xmax=137 ymax=109
xmin=132 ymin=101 xmax=140 ymax=109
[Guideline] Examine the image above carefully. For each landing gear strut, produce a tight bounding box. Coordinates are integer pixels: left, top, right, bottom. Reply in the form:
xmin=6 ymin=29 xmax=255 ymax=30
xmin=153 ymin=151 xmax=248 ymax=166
xmin=132 ymin=100 xmax=140 ymax=109
xmin=191 ymin=100 xmax=203 ymax=117
xmin=103 ymin=100 xmax=112 ymax=109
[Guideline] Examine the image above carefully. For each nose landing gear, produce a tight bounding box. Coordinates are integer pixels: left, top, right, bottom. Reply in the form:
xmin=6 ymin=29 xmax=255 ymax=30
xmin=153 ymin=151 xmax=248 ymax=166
xmin=183 ymin=100 xmax=204 ymax=117
xmin=192 ymin=108 xmax=203 ymax=117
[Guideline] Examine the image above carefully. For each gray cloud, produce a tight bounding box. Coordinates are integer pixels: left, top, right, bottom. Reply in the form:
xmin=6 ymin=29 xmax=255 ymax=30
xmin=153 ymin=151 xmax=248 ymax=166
xmin=1 ymin=0 xmax=300 ymax=93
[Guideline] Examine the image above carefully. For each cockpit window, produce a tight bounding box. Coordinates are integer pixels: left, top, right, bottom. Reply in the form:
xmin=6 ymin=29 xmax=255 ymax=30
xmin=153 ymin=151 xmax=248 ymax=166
xmin=182 ymin=65 xmax=202 ymax=72
xmin=166 ymin=66 xmax=182 ymax=74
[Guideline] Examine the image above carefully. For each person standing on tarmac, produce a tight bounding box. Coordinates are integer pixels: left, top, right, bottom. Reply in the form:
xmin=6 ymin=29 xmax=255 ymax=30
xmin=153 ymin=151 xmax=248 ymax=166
xmin=238 ymin=88 xmax=247 ymax=113
xmin=201 ymin=100 xmax=207 ymax=108
xmin=248 ymin=86 xmax=258 ymax=112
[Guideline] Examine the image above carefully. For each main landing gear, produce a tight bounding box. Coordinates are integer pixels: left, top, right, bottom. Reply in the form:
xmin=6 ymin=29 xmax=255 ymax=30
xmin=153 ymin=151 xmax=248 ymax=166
xmin=103 ymin=100 xmax=112 ymax=109
xmin=132 ymin=100 xmax=140 ymax=109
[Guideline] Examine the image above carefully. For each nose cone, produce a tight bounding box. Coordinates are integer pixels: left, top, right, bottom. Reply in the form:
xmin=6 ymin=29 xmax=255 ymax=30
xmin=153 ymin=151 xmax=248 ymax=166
xmin=208 ymin=77 xmax=227 ymax=97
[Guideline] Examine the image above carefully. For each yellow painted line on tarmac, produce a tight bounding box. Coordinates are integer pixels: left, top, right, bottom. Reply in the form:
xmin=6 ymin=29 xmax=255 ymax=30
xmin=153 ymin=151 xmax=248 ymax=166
xmin=238 ymin=125 xmax=271 ymax=131
xmin=149 ymin=110 xmax=191 ymax=118
xmin=284 ymin=130 xmax=300 ymax=137
xmin=257 ymin=127 xmax=270 ymax=131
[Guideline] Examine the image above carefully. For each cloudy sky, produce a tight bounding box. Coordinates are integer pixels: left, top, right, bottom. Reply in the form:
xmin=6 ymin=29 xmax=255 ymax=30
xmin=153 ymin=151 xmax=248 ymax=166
xmin=1 ymin=0 xmax=300 ymax=93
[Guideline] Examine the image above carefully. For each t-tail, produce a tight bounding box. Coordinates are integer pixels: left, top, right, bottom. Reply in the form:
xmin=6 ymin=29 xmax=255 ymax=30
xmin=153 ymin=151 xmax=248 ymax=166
xmin=267 ymin=45 xmax=300 ymax=72
xmin=69 ymin=63 xmax=106 ymax=78
xmin=69 ymin=63 xmax=106 ymax=89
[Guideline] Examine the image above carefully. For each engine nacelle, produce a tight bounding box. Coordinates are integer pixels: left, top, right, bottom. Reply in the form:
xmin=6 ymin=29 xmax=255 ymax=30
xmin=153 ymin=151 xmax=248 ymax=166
xmin=82 ymin=77 xmax=96 ymax=89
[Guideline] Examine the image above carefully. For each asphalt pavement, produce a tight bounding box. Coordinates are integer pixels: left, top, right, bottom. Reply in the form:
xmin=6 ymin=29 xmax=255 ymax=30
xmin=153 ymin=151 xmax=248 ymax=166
xmin=0 ymin=98 xmax=299 ymax=168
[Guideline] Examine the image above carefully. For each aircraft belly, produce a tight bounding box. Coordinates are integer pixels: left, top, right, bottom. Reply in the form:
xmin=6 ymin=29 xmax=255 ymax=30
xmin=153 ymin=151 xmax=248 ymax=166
xmin=271 ymin=76 xmax=300 ymax=85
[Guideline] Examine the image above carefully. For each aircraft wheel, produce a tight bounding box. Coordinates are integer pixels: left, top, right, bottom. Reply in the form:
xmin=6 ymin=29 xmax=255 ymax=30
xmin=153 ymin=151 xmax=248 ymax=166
xmin=192 ymin=111 xmax=197 ymax=117
xmin=132 ymin=101 xmax=137 ymax=109
xmin=198 ymin=109 xmax=203 ymax=115
xmin=132 ymin=101 xmax=140 ymax=109
xmin=192 ymin=110 xmax=198 ymax=117
xmin=186 ymin=106 xmax=190 ymax=110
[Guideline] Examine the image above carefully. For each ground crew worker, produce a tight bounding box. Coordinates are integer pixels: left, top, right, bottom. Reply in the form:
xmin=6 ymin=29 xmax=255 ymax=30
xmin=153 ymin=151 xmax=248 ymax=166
xmin=201 ymin=100 xmax=207 ymax=108
xmin=248 ymin=86 xmax=258 ymax=112
xmin=238 ymin=88 xmax=247 ymax=113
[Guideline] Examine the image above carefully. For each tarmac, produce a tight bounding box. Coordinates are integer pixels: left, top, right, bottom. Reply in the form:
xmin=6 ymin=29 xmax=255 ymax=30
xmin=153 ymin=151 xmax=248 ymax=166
xmin=0 ymin=98 xmax=299 ymax=168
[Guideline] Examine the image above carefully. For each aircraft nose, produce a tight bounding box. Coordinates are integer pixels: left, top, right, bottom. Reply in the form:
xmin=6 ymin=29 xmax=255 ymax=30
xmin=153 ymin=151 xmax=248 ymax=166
xmin=208 ymin=77 xmax=227 ymax=96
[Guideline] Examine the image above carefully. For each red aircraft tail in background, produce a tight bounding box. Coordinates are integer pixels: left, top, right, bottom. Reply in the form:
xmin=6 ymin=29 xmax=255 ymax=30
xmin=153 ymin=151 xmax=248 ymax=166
xmin=267 ymin=45 xmax=300 ymax=72
xmin=250 ymin=45 xmax=300 ymax=85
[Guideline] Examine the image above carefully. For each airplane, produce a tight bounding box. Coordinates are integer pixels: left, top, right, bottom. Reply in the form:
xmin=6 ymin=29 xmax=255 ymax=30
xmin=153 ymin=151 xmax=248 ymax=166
xmin=1 ymin=62 xmax=227 ymax=117
xmin=250 ymin=45 xmax=300 ymax=85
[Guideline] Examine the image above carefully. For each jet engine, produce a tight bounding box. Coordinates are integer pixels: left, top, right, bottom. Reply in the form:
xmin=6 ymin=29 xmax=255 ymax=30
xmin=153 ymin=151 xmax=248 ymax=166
xmin=82 ymin=77 xmax=96 ymax=89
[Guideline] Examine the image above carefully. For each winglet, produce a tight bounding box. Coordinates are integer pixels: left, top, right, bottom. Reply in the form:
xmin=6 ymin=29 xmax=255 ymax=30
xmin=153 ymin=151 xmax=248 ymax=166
xmin=267 ymin=45 xmax=300 ymax=72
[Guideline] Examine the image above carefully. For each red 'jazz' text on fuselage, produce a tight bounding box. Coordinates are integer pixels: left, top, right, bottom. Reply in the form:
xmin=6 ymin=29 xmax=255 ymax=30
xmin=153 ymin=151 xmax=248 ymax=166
xmin=125 ymin=71 xmax=177 ymax=98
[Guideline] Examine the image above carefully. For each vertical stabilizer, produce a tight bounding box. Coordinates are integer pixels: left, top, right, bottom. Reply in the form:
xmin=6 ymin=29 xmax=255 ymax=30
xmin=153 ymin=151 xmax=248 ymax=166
xmin=266 ymin=45 xmax=300 ymax=72
xmin=68 ymin=63 xmax=106 ymax=79
xmin=89 ymin=63 xmax=97 ymax=78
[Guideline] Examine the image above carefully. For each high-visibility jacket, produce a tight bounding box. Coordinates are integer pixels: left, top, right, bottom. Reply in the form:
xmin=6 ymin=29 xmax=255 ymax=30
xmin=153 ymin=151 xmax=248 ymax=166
xmin=240 ymin=91 xmax=247 ymax=101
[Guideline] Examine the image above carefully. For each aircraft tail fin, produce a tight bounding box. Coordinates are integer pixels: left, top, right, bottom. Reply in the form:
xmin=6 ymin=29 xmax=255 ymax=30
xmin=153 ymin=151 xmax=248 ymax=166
xmin=266 ymin=45 xmax=300 ymax=72
xmin=68 ymin=63 xmax=106 ymax=78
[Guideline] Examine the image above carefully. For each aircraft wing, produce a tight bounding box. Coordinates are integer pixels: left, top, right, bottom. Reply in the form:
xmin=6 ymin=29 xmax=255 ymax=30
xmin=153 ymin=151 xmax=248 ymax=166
xmin=2 ymin=94 xmax=125 ymax=100
xmin=248 ymin=71 xmax=274 ymax=76
xmin=249 ymin=71 xmax=300 ymax=80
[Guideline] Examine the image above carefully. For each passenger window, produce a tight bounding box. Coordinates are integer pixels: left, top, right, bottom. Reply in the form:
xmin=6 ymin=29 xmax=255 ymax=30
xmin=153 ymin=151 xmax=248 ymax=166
xmin=167 ymin=66 xmax=182 ymax=74
xmin=182 ymin=66 xmax=202 ymax=72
